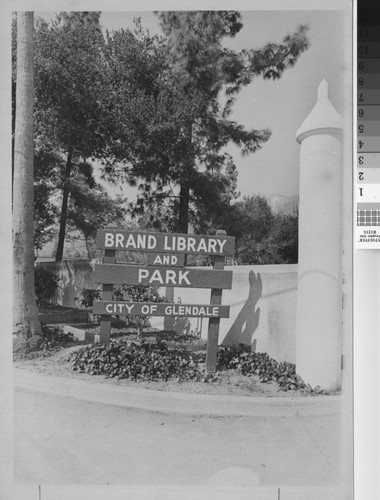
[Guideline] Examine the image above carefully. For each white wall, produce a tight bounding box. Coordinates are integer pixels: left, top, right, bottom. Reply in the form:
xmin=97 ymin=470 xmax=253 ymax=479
xmin=170 ymin=265 xmax=298 ymax=363
xmin=37 ymin=260 xmax=95 ymax=309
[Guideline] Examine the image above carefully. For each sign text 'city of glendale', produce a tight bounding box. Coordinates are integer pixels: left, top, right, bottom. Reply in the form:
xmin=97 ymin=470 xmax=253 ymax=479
xmin=93 ymin=301 xmax=230 ymax=318
xmin=96 ymin=229 xmax=235 ymax=256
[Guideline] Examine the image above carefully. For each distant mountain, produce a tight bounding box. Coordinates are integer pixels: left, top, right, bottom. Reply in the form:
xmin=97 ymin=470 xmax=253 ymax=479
xmin=268 ymin=194 xmax=299 ymax=215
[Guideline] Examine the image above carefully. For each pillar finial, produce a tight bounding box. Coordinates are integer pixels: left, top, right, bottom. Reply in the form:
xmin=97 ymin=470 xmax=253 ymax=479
xmin=318 ymin=78 xmax=329 ymax=99
xmin=296 ymin=78 xmax=343 ymax=144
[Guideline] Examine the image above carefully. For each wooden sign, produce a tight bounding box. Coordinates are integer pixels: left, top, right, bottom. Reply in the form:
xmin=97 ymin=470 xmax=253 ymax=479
xmin=95 ymin=264 xmax=233 ymax=289
xmin=95 ymin=227 xmax=233 ymax=373
xmin=93 ymin=301 xmax=230 ymax=318
xmin=96 ymin=229 xmax=235 ymax=256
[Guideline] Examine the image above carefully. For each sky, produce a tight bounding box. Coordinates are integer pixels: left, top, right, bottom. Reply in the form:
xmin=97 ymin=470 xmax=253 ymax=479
xmin=35 ymin=7 xmax=351 ymax=202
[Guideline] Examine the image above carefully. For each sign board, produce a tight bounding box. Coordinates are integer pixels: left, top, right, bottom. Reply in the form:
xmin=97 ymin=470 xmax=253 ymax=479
xmin=93 ymin=301 xmax=230 ymax=318
xmin=96 ymin=229 xmax=235 ymax=256
xmin=95 ymin=263 xmax=233 ymax=289
xmin=95 ymin=227 xmax=234 ymax=372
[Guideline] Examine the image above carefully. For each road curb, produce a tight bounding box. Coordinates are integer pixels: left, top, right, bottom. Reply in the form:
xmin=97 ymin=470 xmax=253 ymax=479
xmin=35 ymin=484 xmax=349 ymax=500
xmin=14 ymin=368 xmax=342 ymax=417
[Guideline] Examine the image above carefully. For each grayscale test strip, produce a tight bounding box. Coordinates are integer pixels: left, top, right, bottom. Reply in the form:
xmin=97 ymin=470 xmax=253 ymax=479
xmin=356 ymin=0 xmax=380 ymax=247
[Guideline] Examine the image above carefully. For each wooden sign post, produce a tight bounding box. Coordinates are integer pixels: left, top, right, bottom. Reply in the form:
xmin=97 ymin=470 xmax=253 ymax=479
xmin=206 ymin=230 xmax=226 ymax=372
xmin=94 ymin=227 xmax=235 ymax=373
xmin=99 ymin=224 xmax=117 ymax=345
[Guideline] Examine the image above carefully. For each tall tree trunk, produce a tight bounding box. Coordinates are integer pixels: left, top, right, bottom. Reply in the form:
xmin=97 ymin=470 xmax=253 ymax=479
xmin=178 ymin=127 xmax=192 ymax=235
xmin=13 ymin=12 xmax=42 ymax=340
xmin=178 ymin=181 xmax=190 ymax=234
xmin=55 ymin=149 xmax=73 ymax=262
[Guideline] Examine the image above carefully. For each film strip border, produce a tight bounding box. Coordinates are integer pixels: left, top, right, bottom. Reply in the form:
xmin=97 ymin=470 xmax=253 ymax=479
xmin=357 ymin=203 xmax=380 ymax=226
xmin=357 ymin=1 xmax=380 ymax=248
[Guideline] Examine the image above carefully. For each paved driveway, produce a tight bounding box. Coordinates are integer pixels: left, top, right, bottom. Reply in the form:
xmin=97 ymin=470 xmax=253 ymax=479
xmin=14 ymin=387 xmax=348 ymax=489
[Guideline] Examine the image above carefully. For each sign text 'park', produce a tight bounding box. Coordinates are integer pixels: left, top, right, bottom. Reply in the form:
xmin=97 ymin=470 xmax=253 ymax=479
xmin=95 ymin=264 xmax=232 ymax=289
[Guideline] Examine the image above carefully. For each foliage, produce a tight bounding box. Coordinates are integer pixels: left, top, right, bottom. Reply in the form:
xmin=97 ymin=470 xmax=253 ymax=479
xmin=112 ymin=284 xmax=167 ymax=304
xmin=170 ymin=298 xmax=192 ymax=335
xmin=133 ymin=199 xmax=179 ymax=234
xmin=32 ymin=148 xmax=128 ymax=257
xmin=171 ymin=315 xmax=191 ymax=335
xmin=228 ymin=195 xmax=274 ymax=264
xmin=12 ymin=13 xmax=128 ymax=256
xmin=100 ymin=13 xmax=309 ymax=234
xmin=33 ymin=148 xmax=62 ymax=250
xmin=34 ymin=266 xmax=60 ymax=304
xmin=258 ymin=212 xmax=298 ymax=264
xmin=216 ymin=194 xmax=298 ymax=264
xmin=155 ymin=12 xmax=309 ymax=234
xmin=99 ymin=22 xmax=170 ymax=183
xmin=68 ymin=339 xmax=326 ymax=393
xmin=13 ymin=11 xmax=308 ymax=263
xmin=155 ymin=330 xmax=204 ymax=344
xmin=34 ymin=12 xmax=105 ymax=157
xmin=69 ymin=340 xmax=212 ymax=382
xmin=13 ymin=325 xmax=75 ymax=360
xmin=13 ymin=12 xmax=308 ymax=259
xmin=77 ymin=287 xmax=102 ymax=309
xmin=33 ymin=12 xmax=109 ymax=260
xmin=142 ymin=12 xmax=270 ymax=233
xmin=78 ymin=284 xmax=168 ymax=310
xmin=217 ymin=344 xmax=309 ymax=392
xmin=67 ymin=163 xmax=127 ymax=258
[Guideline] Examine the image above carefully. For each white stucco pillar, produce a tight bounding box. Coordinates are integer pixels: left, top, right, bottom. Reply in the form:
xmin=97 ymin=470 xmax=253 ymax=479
xmin=295 ymin=79 xmax=343 ymax=391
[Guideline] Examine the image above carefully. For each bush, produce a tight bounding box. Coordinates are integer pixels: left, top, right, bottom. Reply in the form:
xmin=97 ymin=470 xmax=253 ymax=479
xmin=114 ymin=284 xmax=168 ymax=304
xmin=77 ymin=285 xmax=167 ymax=309
xmin=34 ymin=266 xmax=59 ymax=305
xmin=69 ymin=339 xmax=325 ymax=393
xmin=70 ymin=340 xmax=314 ymax=394
xmin=13 ymin=325 xmax=75 ymax=360
xmin=77 ymin=288 xmax=102 ymax=308
xmin=171 ymin=297 xmax=192 ymax=335
xmin=217 ymin=343 xmax=308 ymax=392
xmin=69 ymin=340 xmax=211 ymax=382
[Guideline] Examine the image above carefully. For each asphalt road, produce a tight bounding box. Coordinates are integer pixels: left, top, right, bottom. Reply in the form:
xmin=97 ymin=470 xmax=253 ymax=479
xmin=14 ymin=387 xmax=346 ymax=488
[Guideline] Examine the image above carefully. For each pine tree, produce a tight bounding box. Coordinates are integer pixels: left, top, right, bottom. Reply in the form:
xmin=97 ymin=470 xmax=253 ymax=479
xmin=34 ymin=12 xmax=106 ymax=261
